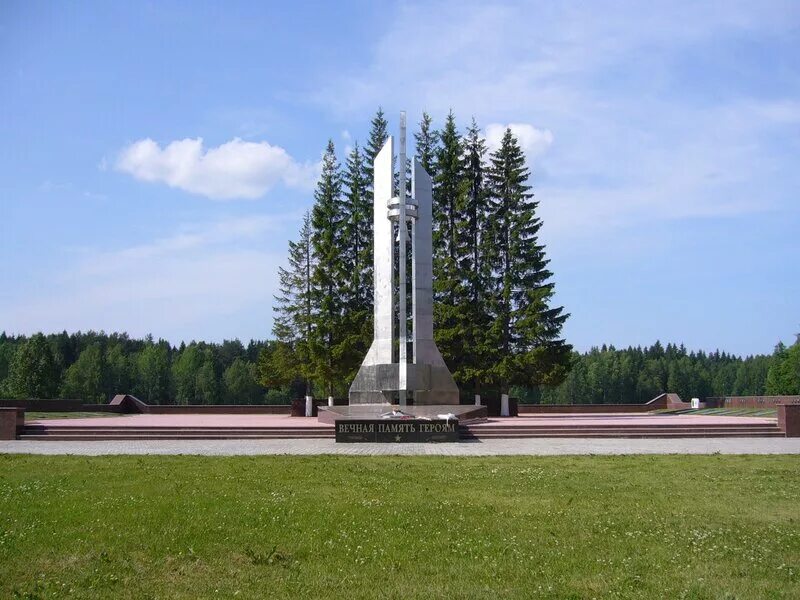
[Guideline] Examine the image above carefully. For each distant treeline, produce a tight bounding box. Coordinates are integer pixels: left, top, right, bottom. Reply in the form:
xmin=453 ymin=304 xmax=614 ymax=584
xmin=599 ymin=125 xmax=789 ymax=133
xmin=517 ymin=340 xmax=800 ymax=404
xmin=1 ymin=331 xmax=797 ymax=404
xmin=0 ymin=331 xmax=293 ymax=405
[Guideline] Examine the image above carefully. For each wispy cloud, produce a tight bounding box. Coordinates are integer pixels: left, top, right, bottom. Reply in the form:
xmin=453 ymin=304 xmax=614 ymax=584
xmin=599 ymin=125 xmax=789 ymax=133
xmin=3 ymin=215 xmax=291 ymax=341
xmin=115 ymin=137 xmax=320 ymax=200
xmin=313 ymin=1 xmax=799 ymax=244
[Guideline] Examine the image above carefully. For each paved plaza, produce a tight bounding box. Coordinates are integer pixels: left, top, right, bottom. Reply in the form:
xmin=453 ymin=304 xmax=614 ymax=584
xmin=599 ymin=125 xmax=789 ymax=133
xmin=25 ymin=412 xmax=775 ymax=429
xmin=2 ymin=437 xmax=799 ymax=456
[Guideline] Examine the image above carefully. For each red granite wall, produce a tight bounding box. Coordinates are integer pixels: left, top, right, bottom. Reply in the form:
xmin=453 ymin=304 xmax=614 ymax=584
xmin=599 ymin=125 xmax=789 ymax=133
xmin=0 ymin=399 xmax=86 ymax=411
xmin=519 ymin=404 xmax=655 ymax=414
xmin=777 ymin=404 xmax=800 ymax=437
xmin=0 ymin=408 xmax=24 ymax=440
xmin=706 ymin=396 xmax=800 ymax=409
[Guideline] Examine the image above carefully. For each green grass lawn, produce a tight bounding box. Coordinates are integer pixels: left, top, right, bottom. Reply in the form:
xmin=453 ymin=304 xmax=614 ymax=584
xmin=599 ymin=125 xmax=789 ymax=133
xmin=1 ymin=455 xmax=798 ymax=599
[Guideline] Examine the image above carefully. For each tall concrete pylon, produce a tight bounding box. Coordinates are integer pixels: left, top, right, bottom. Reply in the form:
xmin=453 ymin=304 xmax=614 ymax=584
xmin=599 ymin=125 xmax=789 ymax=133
xmin=348 ymin=112 xmax=459 ymax=406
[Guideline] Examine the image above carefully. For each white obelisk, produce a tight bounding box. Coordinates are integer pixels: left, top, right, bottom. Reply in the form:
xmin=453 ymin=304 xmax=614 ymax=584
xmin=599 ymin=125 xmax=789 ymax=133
xmin=348 ymin=112 xmax=458 ymax=406
xmin=398 ymin=111 xmax=408 ymax=406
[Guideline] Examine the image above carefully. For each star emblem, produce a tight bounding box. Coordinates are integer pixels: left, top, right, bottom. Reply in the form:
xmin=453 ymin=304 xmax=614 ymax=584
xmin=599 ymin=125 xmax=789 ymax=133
xmin=394 ymin=435 xmax=402 ymax=442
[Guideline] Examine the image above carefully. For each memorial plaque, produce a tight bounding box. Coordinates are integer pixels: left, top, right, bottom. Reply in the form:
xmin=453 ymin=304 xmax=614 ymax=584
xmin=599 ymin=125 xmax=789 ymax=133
xmin=335 ymin=419 xmax=459 ymax=443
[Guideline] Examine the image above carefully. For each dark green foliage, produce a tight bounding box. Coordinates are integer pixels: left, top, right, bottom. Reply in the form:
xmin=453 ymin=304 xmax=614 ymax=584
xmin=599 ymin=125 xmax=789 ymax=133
xmin=310 ymin=140 xmax=348 ymax=397
xmin=0 ymin=335 xmax=17 ymax=397
xmin=483 ymin=128 xmax=571 ymax=393
xmin=171 ymin=344 xmax=204 ymax=405
xmin=266 ymin=212 xmax=315 ymax=395
xmin=765 ymin=337 xmax=800 ymax=394
xmin=7 ymin=333 xmax=59 ymax=399
xmin=340 ymin=143 xmax=373 ymax=382
xmin=362 ymin=107 xmax=389 ymax=189
xmin=432 ymin=111 xmax=465 ymax=370
xmin=0 ymin=331 xmax=791 ymax=405
xmin=134 ymin=342 xmax=171 ymax=404
xmin=0 ymin=331 xmax=273 ymax=404
xmin=194 ymin=354 xmax=219 ymax=405
xmin=516 ymin=342 xmax=787 ymax=404
xmin=452 ymin=119 xmax=491 ymax=393
xmin=432 ymin=111 xmax=462 ymax=281
xmin=222 ymin=358 xmax=262 ymax=404
xmin=105 ymin=344 xmax=132 ymax=396
xmin=414 ymin=111 xmax=439 ymax=175
xmin=61 ymin=343 xmax=106 ymax=402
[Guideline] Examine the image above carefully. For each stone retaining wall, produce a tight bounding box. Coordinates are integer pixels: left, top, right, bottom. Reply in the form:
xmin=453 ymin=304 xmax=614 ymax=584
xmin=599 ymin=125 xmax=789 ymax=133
xmin=706 ymin=396 xmax=800 ymax=409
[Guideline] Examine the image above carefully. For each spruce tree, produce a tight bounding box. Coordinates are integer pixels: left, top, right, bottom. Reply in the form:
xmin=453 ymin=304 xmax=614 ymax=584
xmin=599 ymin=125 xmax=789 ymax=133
xmin=414 ymin=112 xmax=439 ymax=175
xmin=432 ymin=111 xmax=464 ymax=375
xmin=262 ymin=211 xmax=315 ymax=396
xmin=453 ymin=119 xmax=491 ymax=396
xmin=310 ymin=140 xmax=346 ymax=398
xmin=485 ymin=128 xmax=571 ymax=394
xmin=341 ymin=143 xmax=372 ymax=380
xmin=362 ymin=107 xmax=389 ymax=192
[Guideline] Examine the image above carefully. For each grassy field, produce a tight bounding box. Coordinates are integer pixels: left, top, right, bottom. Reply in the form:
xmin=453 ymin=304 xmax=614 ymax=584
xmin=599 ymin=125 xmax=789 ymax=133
xmin=0 ymin=455 xmax=798 ymax=599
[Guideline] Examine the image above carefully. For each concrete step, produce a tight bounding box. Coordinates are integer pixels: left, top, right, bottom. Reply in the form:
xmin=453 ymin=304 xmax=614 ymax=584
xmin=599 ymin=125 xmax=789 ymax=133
xmin=462 ymin=427 xmax=782 ymax=434
xmin=18 ymin=433 xmax=333 ymax=441
xmin=462 ymin=421 xmax=778 ymax=429
xmin=460 ymin=431 xmax=785 ymax=439
xmin=23 ymin=426 xmax=330 ymax=431
xmin=19 ymin=422 xmax=783 ymax=441
xmin=20 ymin=427 xmax=331 ymax=432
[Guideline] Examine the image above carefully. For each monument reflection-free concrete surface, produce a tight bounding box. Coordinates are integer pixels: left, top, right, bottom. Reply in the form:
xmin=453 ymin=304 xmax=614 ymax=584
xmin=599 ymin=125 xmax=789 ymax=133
xmin=348 ymin=112 xmax=459 ymax=406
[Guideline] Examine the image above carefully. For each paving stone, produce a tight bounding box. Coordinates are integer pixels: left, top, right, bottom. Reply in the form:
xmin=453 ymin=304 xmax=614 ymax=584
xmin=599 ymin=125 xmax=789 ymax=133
xmin=1 ymin=437 xmax=799 ymax=456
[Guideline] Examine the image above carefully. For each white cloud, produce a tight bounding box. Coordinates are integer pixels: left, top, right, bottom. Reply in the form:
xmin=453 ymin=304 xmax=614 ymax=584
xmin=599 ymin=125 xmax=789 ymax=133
xmin=116 ymin=137 xmax=319 ymax=200
xmin=484 ymin=123 xmax=554 ymax=161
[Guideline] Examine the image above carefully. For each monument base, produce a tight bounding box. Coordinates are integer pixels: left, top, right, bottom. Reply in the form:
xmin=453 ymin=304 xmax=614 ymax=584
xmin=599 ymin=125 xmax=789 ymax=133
xmin=318 ymin=403 xmax=487 ymax=425
xmin=320 ymin=404 xmax=486 ymax=443
xmin=348 ymin=362 xmax=460 ymax=405
xmin=335 ymin=418 xmax=459 ymax=443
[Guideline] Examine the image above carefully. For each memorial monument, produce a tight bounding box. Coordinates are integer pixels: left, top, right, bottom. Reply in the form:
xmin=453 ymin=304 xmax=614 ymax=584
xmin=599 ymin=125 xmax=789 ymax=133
xmin=348 ymin=112 xmax=459 ymax=406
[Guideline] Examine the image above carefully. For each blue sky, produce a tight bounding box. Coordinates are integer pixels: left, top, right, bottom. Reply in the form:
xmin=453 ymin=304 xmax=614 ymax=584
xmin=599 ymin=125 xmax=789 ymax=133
xmin=1 ymin=0 xmax=798 ymax=356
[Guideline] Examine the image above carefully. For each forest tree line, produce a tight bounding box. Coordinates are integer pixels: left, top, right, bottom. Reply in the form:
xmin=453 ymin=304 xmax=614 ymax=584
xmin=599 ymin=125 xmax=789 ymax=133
xmin=0 ymin=331 xmax=797 ymax=404
xmin=518 ymin=339 xmax=800 ymax=404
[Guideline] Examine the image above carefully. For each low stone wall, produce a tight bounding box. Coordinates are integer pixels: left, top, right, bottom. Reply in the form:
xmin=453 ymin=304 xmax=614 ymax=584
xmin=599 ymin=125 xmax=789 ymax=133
xmin=0 ymin=407 xmax=24 ymax=440
xmin=147 ymin=404 xmax=291 ymax=414
xmin=0 ymin=397 xmax=292 ymax=415
xmin=706 ymin=396 xmax=800 ymax=409
xmin=0 ymin=399 xmax=87 ymax=411
xmin=518 ymin=393 xmax=688 ymax=414
xmin=519 ymin=403 xmax=655 ymax=414
xmin=777 ymin=404 xmax=800 ymax=437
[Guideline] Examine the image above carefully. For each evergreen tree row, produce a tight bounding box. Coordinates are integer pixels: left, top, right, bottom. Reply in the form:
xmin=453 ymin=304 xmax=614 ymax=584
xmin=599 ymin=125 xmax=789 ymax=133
xmin=0 ymin=331 xmax=289 ymax=405
xmin=1 ymin=331 xmax=796 ymax=403
xmin=516 ymin=339 xmax=800 ymax=404
xmin=263 ymin=109 xmax=572 ymax=400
